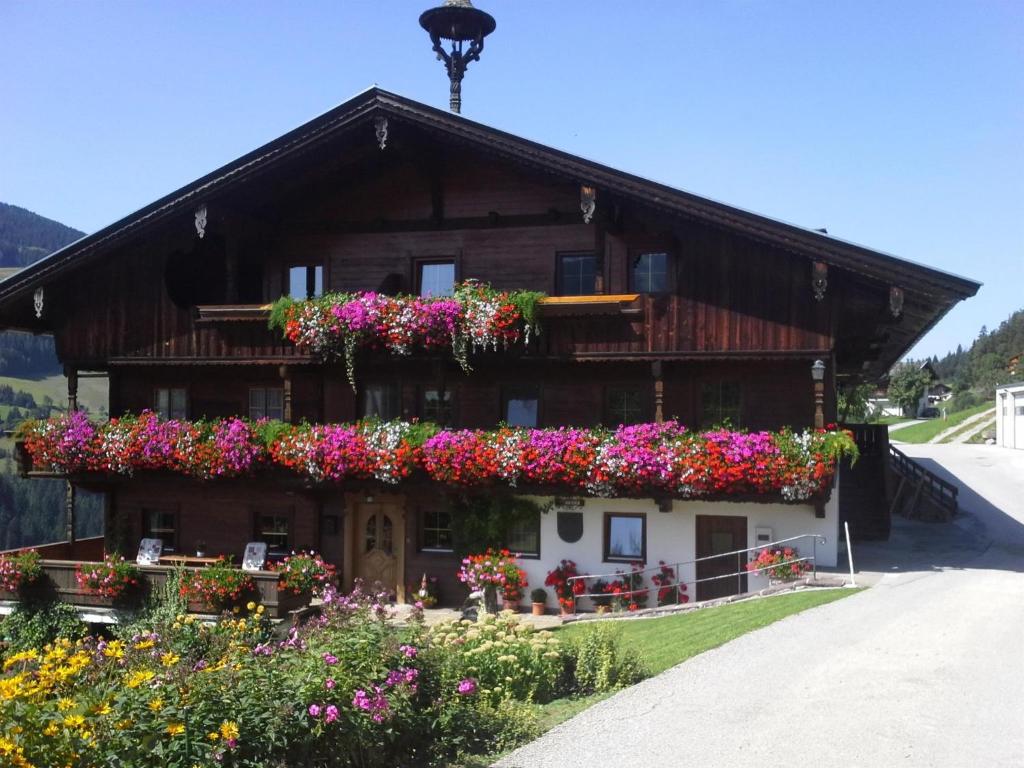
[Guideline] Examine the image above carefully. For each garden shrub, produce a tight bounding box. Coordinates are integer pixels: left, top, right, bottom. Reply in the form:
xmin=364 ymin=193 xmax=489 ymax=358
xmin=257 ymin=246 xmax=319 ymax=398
xmin=0 ymin=601 xmax=87 ymax=655
xmin=564 ymin=623 xmax=648 ymax=695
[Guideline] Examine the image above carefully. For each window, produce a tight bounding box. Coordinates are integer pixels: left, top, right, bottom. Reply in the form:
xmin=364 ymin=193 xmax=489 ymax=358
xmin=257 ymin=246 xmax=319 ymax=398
xmin=155 ymin=388 xmax=187 ymax=420
xmin=417 ymin=260 xmax=456 ymax=297
xmin=1017 ymin=406 xmax=1024 ymax=417
xmin=249 ymin=388 xmax=284 ymax=420
xmin=630 ymin=252 xmax=669 ymax=293
xmin=701 ymin=381 xmax=742 ymax=428
xmin=142 ymin=507 xmax=178 ymax=553
xmin=504 ymin=385 xmax=540 ymax=428
xmin=606 ymin=387 xmax=646 ymax=426
xmin=604 ymin=513 xmax=646 ymax=562
xmin=422 ymin=388 xmax=454 ymax=425
xmin=288 ymin=264 xmax=323 ymax=299
xmin=556 ymin=252 xmax=597 ymax=296
xmin=421 ymin=509 xmax=454 ymax=552
xmin=362 ymin=383 xmax=400 ymax=421
xmin=507 ymin=512 xmax=540 ymax=558
xmin=255 ymin=512 xmax=290 ymax=555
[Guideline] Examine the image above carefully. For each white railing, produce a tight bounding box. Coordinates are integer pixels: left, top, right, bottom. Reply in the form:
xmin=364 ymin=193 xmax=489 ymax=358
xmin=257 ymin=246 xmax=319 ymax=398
xmin=564 ymin=533 xmax=828 ymax=613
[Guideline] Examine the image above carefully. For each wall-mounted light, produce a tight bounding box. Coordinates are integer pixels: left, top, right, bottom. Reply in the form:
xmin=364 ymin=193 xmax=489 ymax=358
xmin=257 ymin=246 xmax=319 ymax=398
xmin=811 ymin=359 xmax=826 ymax=382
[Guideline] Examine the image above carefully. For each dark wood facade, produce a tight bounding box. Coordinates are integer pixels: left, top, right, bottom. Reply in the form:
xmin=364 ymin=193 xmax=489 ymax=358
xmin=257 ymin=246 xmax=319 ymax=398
xmin=0 ymin=89 xmax=979 ymax=599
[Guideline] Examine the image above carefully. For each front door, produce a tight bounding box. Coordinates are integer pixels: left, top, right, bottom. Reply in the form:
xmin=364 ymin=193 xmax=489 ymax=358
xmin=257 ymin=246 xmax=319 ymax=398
xmin=353 ymin=500 xmax=405 ymax=601
xmin=695 ymin=515 xmax=747 ymax=602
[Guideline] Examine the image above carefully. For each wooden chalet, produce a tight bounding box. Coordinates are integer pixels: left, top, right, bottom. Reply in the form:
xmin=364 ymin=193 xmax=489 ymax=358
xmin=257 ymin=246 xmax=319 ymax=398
xmin=0 ymin=88 xmax=979 ymax=605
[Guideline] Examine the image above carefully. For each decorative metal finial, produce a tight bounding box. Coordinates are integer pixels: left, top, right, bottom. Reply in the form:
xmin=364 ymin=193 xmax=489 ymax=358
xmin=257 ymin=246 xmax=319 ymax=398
xmin=419 ymin=0 xmax=496 ymax=114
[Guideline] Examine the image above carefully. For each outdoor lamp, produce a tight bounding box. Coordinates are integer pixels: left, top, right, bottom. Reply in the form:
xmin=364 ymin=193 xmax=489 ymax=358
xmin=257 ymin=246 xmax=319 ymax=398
xmin=419 ymin=0 xmax=496 ymax=114
xmin=811 ymin=359 xmax=826 ymax=382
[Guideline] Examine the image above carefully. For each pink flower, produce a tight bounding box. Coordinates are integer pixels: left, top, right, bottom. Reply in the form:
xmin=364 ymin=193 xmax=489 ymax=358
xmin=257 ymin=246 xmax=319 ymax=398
xmin=325 ymin=678 xmax=336 ymax=690
xmin=457 ymin=678 xmax=477 ymax=696
xmin=308 ymin=704 xmax=321 ymax=718
xmin=324 ymin=705 xmax=339 ymax=723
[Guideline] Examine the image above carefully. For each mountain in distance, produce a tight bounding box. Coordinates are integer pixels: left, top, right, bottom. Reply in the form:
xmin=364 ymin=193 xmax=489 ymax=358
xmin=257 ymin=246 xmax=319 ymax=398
xmin=0 ymin=202 xmax=83 ymax=268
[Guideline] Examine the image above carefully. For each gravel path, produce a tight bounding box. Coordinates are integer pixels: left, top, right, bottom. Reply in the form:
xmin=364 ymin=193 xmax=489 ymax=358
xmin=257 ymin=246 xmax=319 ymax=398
xmin=927 ymin=408 xmax=995 ymax=444
xmin=496 ymin=444 xmax=1024 ymax=768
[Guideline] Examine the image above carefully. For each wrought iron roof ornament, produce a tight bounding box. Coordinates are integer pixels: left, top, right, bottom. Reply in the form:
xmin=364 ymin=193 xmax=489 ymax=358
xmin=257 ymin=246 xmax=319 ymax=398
xmin=419 ymin=0 xmax=496 ymax=114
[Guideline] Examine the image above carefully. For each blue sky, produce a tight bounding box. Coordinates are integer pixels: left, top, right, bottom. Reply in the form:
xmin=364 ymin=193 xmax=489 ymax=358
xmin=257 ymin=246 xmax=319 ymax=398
xmin=2 ymin=1 xmax=1021 ymax=361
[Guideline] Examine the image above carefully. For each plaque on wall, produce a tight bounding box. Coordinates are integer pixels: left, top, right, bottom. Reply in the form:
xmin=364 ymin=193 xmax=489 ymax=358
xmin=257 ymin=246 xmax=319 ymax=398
xmin=557 ymin=512 xmax=584 ymax=544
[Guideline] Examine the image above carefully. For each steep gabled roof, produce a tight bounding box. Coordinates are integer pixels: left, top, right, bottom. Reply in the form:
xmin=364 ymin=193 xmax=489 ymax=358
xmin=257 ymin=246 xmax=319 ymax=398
xmin=0 ymin=87 xmax=979 ymax=308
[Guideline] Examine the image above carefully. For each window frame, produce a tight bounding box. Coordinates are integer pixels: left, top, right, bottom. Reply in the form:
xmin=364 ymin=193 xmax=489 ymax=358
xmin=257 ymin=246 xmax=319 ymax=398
xmin=628 ymin=251 xmax=672 ymax=294
xmin=248 ymin=387 xmax=285 ymax=421
xmin=414 ymin=258 xmax=458 ymax=297
xmin=420 ymin=386 xmax=456 ymax=426
xmin=285 ymin=262 xmax=325 ymax=300
xmin=555 ymin=251 xmax=599 ymax=297
xmin=506 ymin=511 xmax=541 ymax=559
xmin=603 ymin=512 xmax=647 ymax=564
xmin=154 ymin=387 xmax=188 ymax=420
xmin=700 ymin=380 xmax=743 ymax=429
xmin=142 ymin=505 xmax=180 ymax=554
xmin=361 ymin=381 xmax=401 ymax=421
xmin=252 ymin=507 xmax=294 ymax=558
xmin=502 ymin=384 xmax=541 ymax=428
xmin=419 ymin=508 xmax=455 ymax=554
xmin=605 ymin=385 xmax=649 ymax=427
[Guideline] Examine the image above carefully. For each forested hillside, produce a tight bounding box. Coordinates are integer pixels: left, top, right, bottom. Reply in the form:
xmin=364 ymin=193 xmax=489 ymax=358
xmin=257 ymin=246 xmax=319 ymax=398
xmin=931 ymin=309 xmax=1024 ymax=389
xmin=0 ymin=202 xmax=101 ymax=549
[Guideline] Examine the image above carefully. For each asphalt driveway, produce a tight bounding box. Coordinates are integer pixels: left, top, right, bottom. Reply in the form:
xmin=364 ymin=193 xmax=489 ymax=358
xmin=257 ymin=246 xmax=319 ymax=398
xmin=497 ymin=444 xmax=1024 ymax=768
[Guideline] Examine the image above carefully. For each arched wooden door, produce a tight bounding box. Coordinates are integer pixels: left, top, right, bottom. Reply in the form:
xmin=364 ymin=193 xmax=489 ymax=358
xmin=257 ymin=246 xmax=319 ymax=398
xmin=352 ymin=500 xmax=405 ymax=601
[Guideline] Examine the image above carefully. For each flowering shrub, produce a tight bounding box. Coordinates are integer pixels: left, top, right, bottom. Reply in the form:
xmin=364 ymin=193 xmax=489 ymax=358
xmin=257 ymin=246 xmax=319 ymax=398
xmin=458 ymin=548 xmax=517 ymax=592
xmin=0 ymin=549 xmax=42 ymax=593
xmin=426 ymin=612 xmax=563 ymax=705
xmin=269 ymin=280 xmax=545 ymax=388
xmin=75 ymin=554 xmax=141 ymax=600
xmin=545 ymin=560 xmax=586 ymax=612
xmin=19 ymin=414 xmax=856 ymax=502
xmin=271 ymin=551 xmax=336 ymax=596
xmin=501 ymin=561 xmax=528 ymax=604
xmin=604 ymin=562 xmax=648 ymax=612
xmin=746 ymin=546 xmax=812 ymax=581
xmin=179 ymin=559 xmax=258 ymax=610
xmin=650 ymin=561 xmax=688 ymax=606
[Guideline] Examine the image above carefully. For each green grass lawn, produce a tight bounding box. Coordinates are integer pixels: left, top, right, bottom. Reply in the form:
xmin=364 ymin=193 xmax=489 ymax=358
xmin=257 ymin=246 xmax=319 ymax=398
xmin=458 ymin=588 xmax=859 ymax=766
xmin=890 ymin=403 xmax=993 ymax=444
xmin=940 ymin=414 xmax=995 ymax=443
xmin=876 ymin=415 xmax=911 ymax=425
xmin=0 ymin=373 xmax=107 ymax=414
xmin=967 ymin=419 xmax=997 ymax=444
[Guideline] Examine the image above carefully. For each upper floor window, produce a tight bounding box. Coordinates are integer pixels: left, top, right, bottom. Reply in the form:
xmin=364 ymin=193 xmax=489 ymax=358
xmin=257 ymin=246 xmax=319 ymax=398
xmin=606 ymin=387 xmax=646 ymax=426
xmin=701 ymin=381 xmax=742 ymax=428
xmin=556 ymin=252 xmax=597 ymax=296
xmin=249 ymin=387 xmax=284 ymax=421
xmin=630 ymin=252 xmax=669 ymax=293
xmin=422 ymin=388 xmax=454 ymax=426
xmin=155 ymin=388 xmax=187 ymax=420
xmin=417 ymin=260 xmax=456 ymax=297
xmin=288 ymin=264 xmax=323 ymax=299
xmin=362 ymin=383 xmax=400 ymax=421
xmin=504 ymin=385 xmax=540 ymax=428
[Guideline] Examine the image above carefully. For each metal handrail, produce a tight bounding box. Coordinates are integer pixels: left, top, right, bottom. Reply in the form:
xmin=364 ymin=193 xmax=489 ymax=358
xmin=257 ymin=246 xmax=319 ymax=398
xmin=564 ymin=533 xmax=827 ymax=613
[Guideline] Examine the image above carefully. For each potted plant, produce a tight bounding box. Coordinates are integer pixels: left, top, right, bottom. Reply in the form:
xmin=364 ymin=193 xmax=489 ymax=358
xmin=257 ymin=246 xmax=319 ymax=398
xmin=501 ymin=560 xmax=528 ymax=612
xmin=458 ymin=548 xmax=517 ymax=614
xmin=544 ymin=559 xmax=586 ymax=616
xmin=745 ymin=546 xmax=810 ymax=583
xmin=408 ymin=573 xmax=438 ymax=608
xmin=651 ymin=561 xmax=688 ymax=606
xmin=606 ymin=562 xmax=648 ymax=612
xmin=180 ymin=558 xmax=258 ymax=614
xmin=75 ymin=554 xmax=143 ymax=607
xmin=530 ymin=587 xmax=547 ymax=616
xmin=271 ymin=551 xmax=335 ymax=603
xmin=0 ymin=549 xmax=43 ymax=600
xmin=589 ymin=579 xmax=613 ymax=614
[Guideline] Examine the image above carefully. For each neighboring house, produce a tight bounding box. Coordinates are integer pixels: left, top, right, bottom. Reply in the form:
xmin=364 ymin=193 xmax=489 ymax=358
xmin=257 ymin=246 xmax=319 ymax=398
xmin=996 ymin=382 xmax=1024 ymax=450
xmin=0 ymin=88 xmax=979 ymax=604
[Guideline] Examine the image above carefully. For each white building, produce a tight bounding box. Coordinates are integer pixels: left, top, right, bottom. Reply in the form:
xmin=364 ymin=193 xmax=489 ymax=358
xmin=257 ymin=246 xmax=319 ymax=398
xmin=996 ymin=383 xmax=1024 ymax=450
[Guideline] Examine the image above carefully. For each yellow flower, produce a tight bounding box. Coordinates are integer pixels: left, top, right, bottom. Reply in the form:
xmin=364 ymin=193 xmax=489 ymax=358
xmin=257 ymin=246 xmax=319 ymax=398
xmin=103 ymin=641 xmax=126 ymax=658
xmin=43 ymin=722 xmax=60 ymax=737
xmin=256 ymin=604 xmax=265 ymax=615
xmin=134 ymin=639 xmax=154 ymax=650
xmin=207 ymin=732 xmax=219 ymax=741
xmin=160 ymin=652 xmax=180 ymax=668
xmin=219 ymin=720 xmax=239 ymax=741
xmin=57 ymin=697 xmax=76 ymax=711
xmin=62 ymin=714 xmax=85 ymax=729
xmin=93 ymin=702 xmax=112 ymax=716
xmin=2 ymin=649 xmax=39 ymax=670
xmin=115 ymin=718 xmax=133 ymax=730
xmin=148 ymin=698 xmax=164 ymax=712
xmin=166 ymin=723 xmax=185 ymax=736
xmin=125 ymin=670 xmax=155 ymax=688
xmin=232 ymin=606 xmax=240 ymax=614
xmin=246 ymin=601 xmax=256 ymax=611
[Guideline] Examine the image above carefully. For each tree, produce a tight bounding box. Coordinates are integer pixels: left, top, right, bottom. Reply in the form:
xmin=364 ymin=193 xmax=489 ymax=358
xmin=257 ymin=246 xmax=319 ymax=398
xmin=887 ymin=362 xmax=933 ymax=417
xmin=838 ymin=382 xmax=874 ymax=423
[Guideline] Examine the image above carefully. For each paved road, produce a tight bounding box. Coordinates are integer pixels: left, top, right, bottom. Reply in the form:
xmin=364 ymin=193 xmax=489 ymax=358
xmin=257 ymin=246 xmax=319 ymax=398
xmin=497 ymin=444 xmax=1024 ymax=768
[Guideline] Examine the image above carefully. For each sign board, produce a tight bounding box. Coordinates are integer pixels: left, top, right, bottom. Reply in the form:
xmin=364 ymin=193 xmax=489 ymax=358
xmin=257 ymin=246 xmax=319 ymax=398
xmin=553 ymin=496 xmax=585 ymax=511
xmin=242 ymin=542 xmax=268 ymax=572
xmin=137 ymin=538 xmax=163 ymax=566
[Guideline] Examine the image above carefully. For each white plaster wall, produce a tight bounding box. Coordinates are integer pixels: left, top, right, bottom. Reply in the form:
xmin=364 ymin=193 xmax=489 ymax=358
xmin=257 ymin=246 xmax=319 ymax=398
xmin=996 ymin=385 xmax=1024 ymax=450
xmin=515 ymin=487 xmax=839 ymax=608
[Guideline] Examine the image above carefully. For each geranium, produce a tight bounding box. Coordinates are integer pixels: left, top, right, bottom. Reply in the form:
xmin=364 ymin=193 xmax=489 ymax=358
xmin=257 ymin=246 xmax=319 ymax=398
xmin=501 ymin=561 xmax=528 ymax=603
xmin=545 ymin=560 xmax=586 ymax=611
xmin=271 ymin=551 xmax=335 ymax=596
xmin=0 ymin=549 xmax=42 ymax=593
xmin=745 ymin=546 xmax=811 ymax=581
xmin=457 ymin=548 xmax=517 ymax=592
xmin=650 ymin=561 xmax=688 ymax=606
xmin=179 ymin=559 xmax=258 ymax=610
xmin=75 ymin=554 xmax=141 ymax=600
xmin=269 ymin=280 xmax=544 ymax=389
xmin=604 ymin=562 xmax=648 ymax=611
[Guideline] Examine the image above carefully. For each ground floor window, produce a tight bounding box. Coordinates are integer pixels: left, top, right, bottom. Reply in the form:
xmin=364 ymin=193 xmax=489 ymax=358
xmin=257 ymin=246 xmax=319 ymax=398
xmin=701 ymin=381 xmax=742 ymax=428
xmin=506 ymin=511 xmax=540 ymax=558
xmin=420 ymin=509 xmax=454 ymax=552
xmin=606 ymin=386 xmax=646 ymax=426
xmin=363 ymin=383 xmax=400 ymax=421
xmin=254 ymin=511 xmax=291 ymax=555
xmin=142 ymin=506 xmax=178 ymax=553
xmin=604 ymin=512 xmax=646 ymax=562
xmin=249 ymin=387 xmax=284 ymax=420
xmin=421 ymin=388 xmax=454 ymax=425
xmin=154 ymin=388 xmax=187 ymax=420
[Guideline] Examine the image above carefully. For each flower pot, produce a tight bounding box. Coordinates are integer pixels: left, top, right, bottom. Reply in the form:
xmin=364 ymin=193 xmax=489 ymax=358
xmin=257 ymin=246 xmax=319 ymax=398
xmin=531 ymin=601 xmax=546 ymax=616
xmin=502 ymin=598 xmax=521 ymax=612
xmin=560 ymin=604 xmax=574 ymax=617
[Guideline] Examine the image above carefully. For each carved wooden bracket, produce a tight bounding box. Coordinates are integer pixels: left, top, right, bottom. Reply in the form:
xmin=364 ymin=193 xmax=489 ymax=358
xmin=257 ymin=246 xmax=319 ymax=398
xmin=812 ymin=261 xmax=828 ymax=301
xmin=374 ymin=117 xmax=389 ymax=150
xmin=889 ymin=286 xmax=904 ymax=318
xmin=33 ymin=286 xmax=44 ymax=319
xmin=580 ymin=185 xmax=596 ymax=224
xmin=194 ymin=205 xmax=208 ymax=239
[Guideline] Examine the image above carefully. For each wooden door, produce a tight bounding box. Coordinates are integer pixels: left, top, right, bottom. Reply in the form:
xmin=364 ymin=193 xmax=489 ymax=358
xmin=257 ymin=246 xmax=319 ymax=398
xmin=695 ymin=515 xmax=747 ymax=602
xmin=353 ymin=501 xmax=405 ymax=601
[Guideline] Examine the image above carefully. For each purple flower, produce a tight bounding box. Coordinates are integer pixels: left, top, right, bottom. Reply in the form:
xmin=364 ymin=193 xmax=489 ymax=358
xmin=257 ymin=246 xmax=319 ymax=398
xmin=457 ymin=678 xmax=477 ymax=696
xmin=325 ymin=678 xmax=336 ymax=690
xmin=323 ymin=652 xmax=338 ymax=666
xmin=399 ymin=644 xmax=417 ymax=659
xmin=324 ymin=704 xmax=339 ymax=723
xmin=308 ymin=704 xmax=321 ymax=718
